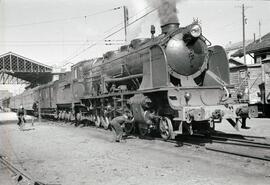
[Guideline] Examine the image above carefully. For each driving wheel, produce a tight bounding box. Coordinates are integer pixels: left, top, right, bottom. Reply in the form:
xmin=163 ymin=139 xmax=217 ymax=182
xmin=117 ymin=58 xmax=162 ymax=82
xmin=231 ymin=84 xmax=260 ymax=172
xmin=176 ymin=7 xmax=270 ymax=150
xmin=159 ymin=117 xmax=173 ymax=140
xmin=95 ymin=115 xmax=101 ymax=127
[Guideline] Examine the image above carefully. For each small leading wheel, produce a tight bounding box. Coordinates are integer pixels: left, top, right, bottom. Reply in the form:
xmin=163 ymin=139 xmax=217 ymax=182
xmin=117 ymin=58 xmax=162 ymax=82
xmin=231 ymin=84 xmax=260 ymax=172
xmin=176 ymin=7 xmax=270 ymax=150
xmin=95 ymin=115 xmax=101 ymax=127
xmin=159 ymin=117 xmax=173 ymax=140
xmin=138 ymin=123 xmax=148 ymax=137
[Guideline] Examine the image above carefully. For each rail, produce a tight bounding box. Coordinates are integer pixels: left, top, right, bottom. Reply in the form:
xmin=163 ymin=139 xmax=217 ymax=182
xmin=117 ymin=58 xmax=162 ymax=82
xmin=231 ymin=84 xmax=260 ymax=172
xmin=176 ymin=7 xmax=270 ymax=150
xmin=0 ymin=154 xmax=60 ymax=185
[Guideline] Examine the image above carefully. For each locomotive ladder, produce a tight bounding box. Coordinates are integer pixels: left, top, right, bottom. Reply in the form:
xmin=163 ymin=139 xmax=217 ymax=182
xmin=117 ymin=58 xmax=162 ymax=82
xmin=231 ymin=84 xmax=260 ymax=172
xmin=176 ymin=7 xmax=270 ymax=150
xmin=233 ymin=72 xmax=250 ymax=96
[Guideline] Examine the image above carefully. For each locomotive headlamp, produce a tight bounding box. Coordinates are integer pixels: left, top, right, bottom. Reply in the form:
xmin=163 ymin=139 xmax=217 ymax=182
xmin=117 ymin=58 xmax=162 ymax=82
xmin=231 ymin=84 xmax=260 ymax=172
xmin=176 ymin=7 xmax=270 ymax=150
xmin=184 ymin=92 xmax=192 ymax=105
xmin=190 ymin=24 xmax=202 ymax=38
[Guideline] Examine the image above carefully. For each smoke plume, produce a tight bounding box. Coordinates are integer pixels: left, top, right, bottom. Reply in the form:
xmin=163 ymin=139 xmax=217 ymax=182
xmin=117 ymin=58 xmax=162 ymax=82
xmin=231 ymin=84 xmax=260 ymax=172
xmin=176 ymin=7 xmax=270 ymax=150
xmin=148 ymin=0 xmax=180 ymax=26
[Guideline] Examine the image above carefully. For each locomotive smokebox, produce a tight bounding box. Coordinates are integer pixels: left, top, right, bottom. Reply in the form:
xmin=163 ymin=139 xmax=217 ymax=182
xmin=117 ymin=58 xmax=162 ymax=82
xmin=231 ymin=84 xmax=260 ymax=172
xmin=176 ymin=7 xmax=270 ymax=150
xmin=161 ymin=23 xmax=179 ymax=34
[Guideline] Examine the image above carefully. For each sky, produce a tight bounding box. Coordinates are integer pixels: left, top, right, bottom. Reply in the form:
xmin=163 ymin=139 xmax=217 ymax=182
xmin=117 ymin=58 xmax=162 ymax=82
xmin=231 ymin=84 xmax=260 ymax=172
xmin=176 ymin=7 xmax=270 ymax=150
xmin=0 ymin=0 xmax=270 ymax=94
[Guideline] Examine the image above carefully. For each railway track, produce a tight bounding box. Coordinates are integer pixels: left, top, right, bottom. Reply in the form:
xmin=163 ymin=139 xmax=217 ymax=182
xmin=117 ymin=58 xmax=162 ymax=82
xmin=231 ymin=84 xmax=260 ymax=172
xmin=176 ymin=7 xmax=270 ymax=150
xmin=205 ymin=133 xmax=270 ymax=162
xmin=51 ymin=121 xmax=270 ymax=162
xmin=169 ymin=133 xmax=270 ymax=162
xmin=128 ymin=131 xmax=270 ymax=162
xmin=0 ymin=154 xmax=60 ymax=185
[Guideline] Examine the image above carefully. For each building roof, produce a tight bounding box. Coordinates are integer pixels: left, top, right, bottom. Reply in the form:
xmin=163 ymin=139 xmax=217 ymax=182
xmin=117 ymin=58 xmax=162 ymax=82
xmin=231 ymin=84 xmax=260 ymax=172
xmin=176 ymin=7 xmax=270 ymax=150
xmin=0 ymin=52 xmax=52 ymax=70
xmin=232 ymin=32 xmax=270 ymax=57
xmin=229 ymin=58 xmax=245 ymax=66
xmin=0 ymin=52 xmax=53 ymax=85
xmin=225 ymin=40 xmax=253 ymax=52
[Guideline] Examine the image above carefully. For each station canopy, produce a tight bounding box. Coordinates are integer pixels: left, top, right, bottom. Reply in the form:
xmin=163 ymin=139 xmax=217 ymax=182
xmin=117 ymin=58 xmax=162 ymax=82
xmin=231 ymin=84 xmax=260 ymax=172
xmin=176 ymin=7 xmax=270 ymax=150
xmin=0 ymin=52 xmax=53 ymax=86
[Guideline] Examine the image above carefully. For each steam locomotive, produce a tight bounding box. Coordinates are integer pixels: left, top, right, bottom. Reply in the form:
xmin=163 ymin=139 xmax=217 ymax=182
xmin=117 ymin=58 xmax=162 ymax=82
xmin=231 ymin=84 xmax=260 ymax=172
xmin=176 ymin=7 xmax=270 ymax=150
xmin=9 ymin=21 xmax=256 ymax=139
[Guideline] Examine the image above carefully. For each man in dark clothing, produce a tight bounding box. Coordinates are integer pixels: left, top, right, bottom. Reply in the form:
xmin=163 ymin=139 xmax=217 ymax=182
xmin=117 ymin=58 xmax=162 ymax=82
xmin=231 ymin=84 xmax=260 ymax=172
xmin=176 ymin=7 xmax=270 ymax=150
xmin=17 ymin=105 xmax=26 ymax=130
xmin=32 ymin=101 xmax=39 ymax=117
xmin=110 ymin=110 xmax=134 ymax=142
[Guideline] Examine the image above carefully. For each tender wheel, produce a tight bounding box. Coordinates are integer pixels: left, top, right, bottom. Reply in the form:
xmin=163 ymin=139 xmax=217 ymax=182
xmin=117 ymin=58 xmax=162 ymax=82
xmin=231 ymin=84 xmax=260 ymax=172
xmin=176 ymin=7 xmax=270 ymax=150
xmin=95 ymin=115 xmax=101 ymax=127
xmin=76 ymin=113 xmax=82 ymax=121
xmin=58 ymin=112 xmax=62 ymax=120
xmin=54 ymin=113 xmax=58 ymax=120
xmin=62 ymin=112 xmax=66 ymax=120
xmin=68 ymin=112 xmax=72 ymax=121
xmin=159 ymin=117 xmax=173 ymax=140
xmin=65 ymin=112 xmax=69 ymax=121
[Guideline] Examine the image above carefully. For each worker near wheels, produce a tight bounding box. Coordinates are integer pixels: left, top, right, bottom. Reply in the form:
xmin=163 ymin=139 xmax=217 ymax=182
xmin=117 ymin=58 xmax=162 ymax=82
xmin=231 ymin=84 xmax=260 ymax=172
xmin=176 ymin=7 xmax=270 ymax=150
xmin=17 ymin=104 xmax=26 ymax=130
xmin=32 ymin=101 xmax=39 ymax=117
xmin=110 ymin=109 xmax=134 ymax=142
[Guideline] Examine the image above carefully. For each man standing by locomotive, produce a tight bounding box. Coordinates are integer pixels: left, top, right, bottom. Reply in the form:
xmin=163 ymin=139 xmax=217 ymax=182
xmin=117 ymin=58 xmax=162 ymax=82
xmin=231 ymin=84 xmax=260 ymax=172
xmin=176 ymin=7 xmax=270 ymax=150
xmin=17 ymin=104 xmax=26 ymax=130
xmin=110 ymin=109 xmax=134 ymax=142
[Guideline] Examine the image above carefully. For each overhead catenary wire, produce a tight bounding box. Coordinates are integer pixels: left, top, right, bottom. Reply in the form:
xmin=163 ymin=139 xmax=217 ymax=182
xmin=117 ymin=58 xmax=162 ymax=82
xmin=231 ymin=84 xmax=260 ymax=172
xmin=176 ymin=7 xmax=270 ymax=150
xmin=0 ymin=5 xmax=153 ymax=44
xmin=0 ymin=40 xmax=103 ymax=43
xmin=0 ymin=40 xmax=106 ymax=46
xmin=0 ymin=5 xmax=153 ymax=51
xmin=102 ymin=5 xmax=152 ymax=35
xmin=0 ymin=6 xmax=122 ymax=28
xmin=0 ymin=43 xmax=107 ymax=46
xmin=62 ymin=7 xmax=158 ymax=64
xmin=61 ymin=5 xmax=153 ymax=64
xmin=0 ymin=8 xmax=153 ymax=48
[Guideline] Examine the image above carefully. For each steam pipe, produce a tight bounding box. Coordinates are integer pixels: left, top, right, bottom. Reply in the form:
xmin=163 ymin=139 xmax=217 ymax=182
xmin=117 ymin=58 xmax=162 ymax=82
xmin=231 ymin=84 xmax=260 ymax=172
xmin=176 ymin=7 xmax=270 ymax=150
xmin=104 ymin=74 xmax=143 ymax=83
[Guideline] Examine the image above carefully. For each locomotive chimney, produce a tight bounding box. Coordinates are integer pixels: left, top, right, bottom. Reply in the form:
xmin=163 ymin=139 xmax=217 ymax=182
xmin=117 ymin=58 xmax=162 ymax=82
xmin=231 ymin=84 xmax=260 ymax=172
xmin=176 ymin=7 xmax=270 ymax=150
xmin=161 ymin=23 xmax=179 ymax=34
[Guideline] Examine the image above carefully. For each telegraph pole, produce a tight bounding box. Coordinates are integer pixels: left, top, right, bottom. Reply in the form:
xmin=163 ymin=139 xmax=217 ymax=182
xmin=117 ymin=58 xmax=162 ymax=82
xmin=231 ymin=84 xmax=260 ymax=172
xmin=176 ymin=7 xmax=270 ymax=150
xmin=242 ymin=4 xmax=247 ymax=64
xmin=259 ymin=20 xmax=262 ymax=42
xmin=236 ymin=3 xmax=252 ymax=64
xmin=38 ymin=89 xmax=41 ymax=123
xmin=123 ymin=6 xmax=128 ymax=42
xmin=236 ymin=4 xmax=252 ymax=64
